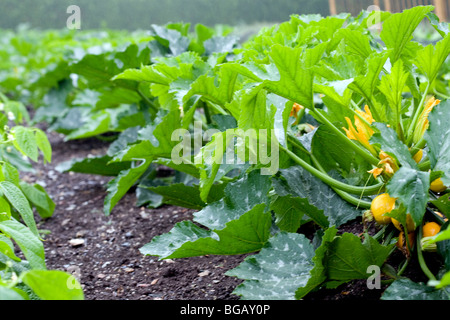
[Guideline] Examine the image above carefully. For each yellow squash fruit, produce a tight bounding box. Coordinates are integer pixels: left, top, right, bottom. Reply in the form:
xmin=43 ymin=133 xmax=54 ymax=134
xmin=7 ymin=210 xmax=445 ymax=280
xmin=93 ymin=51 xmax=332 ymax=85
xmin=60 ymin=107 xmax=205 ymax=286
xmin=370 ymin=193 xmax=395 ymax=225
xmin=430 ymin=178 xmax=447 ymax=193
xmin=412 ymin=149 xmax=423 ymax=163
xmin=392 ymin=214 xmax=415 ymax=233
xmin=397 ymin=231 xmax=415 ymax=255
xmin=422 ymin=222 xmax=441 ymax=238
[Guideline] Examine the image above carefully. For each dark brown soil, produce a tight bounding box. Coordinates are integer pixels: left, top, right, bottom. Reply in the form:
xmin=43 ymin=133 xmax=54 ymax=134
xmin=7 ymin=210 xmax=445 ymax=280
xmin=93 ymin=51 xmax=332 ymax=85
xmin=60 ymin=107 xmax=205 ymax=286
xmin=26 ymin=130 xmax=246 ymax=300
xmin=22 ymin=128 xmax=440 ymax=301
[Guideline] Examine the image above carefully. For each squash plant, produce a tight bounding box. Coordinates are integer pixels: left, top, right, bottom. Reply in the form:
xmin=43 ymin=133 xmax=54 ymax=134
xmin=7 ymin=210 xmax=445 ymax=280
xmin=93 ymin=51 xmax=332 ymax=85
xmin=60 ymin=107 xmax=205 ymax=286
xmin=10 ymin=6 xmax=450 ymax=300
xmin=0 ymin=92 xmax=83 ymax=300
xmin=98 ymin=6 xmax=450 ymax=300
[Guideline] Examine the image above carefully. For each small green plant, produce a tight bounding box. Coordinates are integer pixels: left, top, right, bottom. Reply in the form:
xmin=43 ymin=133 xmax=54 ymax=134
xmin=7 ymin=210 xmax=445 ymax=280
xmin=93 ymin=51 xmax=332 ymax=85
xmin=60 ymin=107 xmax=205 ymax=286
xmin=0 ymin=92 xmax=83 ymax=300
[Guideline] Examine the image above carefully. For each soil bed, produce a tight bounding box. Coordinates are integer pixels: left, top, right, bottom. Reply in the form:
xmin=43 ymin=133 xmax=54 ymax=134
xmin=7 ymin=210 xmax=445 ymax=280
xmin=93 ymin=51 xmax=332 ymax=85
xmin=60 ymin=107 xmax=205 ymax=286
xmin=27 ymin=130 xmax=245 ymax=300
xmin=23 ymin=129 xmax=438 ymax=300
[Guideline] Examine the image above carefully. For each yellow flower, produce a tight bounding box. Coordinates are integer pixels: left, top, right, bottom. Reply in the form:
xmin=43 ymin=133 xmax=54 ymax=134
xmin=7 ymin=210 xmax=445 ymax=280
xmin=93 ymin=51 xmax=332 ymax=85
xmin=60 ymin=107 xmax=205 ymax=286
xmin=290 ymin=103 xmax=303 ymax=117
xmin=343 ymin=105 xmax=377 ymax=155
xmin=368 ymin=151 xmax=397 ymax=179
xmin=413 ymin=97 xmax=440 ymax=144
xmin=368 ymin=167 xmax=383 ymax=179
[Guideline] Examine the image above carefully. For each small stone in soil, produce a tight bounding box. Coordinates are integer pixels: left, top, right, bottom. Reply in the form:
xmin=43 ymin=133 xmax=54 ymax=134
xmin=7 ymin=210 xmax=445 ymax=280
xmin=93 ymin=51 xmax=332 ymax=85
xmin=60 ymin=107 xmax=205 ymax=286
xmin=198 ymin=270 xmax=210 ymax=277
xmin=69 ymin=239 xmax=85 ymax=247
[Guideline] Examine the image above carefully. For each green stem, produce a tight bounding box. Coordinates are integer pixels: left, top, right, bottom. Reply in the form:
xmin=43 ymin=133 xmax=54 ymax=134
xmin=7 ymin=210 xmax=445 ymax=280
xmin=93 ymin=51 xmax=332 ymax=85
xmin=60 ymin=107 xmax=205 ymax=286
xmin=280 ymin=145 xmax=384 ymax=196
xmin=293 ymin=107 xmax=305 ymax=125
xmin=409 ymin=136 xmax=427 ymax=157
xmin=417 ymin=225 xmax=437 ymax=281
xmin=137 ymin=88 xmax=158 ymax=114
xmin=373 ymin=225 xmax=388 ymax=241
xmin=349 ymin=100 xmax=373 ymax=128
xmin=202 ymin=101 xmax=212 ymax=124
xmin=309 ymin=108 xmax=379 ymax=166
xmin=406 ymin=82 xmax=430 ymax=146
xmin=418 ymin=160 xmax=430 ymax=171
xmin=311 ymin=153 xmax=371 ymax=209
xmin=397 ymin=258 xmax=410 ymax=277
xmin=382 ymin=228 xmax=395 ymax=246
xmin=433 ymin=89 xmax=450 ymax=100
xmin=205 ymin=101 xmax=228 ymax=116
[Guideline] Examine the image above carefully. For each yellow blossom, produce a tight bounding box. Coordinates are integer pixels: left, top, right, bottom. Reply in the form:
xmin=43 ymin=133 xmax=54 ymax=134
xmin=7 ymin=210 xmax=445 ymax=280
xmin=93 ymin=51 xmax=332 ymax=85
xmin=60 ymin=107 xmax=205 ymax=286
xmin=368 ymin=151 xmax=397 ymax=179
xmin=290 ymin=103 xmax=303 ymax=117
xmin=343 ymin=105 xmax=377 ymax=155
xmin=413 ymin=97 xmax=440 ymax=144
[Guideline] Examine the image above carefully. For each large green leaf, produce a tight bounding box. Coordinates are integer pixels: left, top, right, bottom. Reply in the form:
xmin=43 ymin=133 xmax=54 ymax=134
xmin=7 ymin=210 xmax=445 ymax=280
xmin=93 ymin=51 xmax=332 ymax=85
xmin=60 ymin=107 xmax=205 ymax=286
xmin=12 ymin=126 xmax=38 ymax=162
xmin=348 ymin=51 xmax=389 ymax=118
xmin=380 ymin=5 xmax=434 ymax=63
xmin=140 ymin=220 xmax=212 ymax=259
xmin=370 ymin=122 xmax=418 ymax=169
xmin=311 ymin=125 xmax=372 ymax=185
xmin=182 ymin=66 xmax=238 ymax=108
xmin=194 ymin=170 xmax=271 ymax=230
xmin=414 ymin=33 xmax=450 ymax=84
xmin=272 ymin=166 xmax=361 ymax=227
xmin=386 ymin=166 xmax=430 ymax=228
xmin=21 ymin=270 xmax=84 ymax=300
xmin=64 ymin=111 xmax=110 ymax=140
xmin=226 ymin=232 xmax=316 ymax=300
xmin=424 ymin=100 xmax=450 ymax=186
xmin=140 ymin=203 xmax=271 ymax=259
xmin=0 ymin=286 xmax=26 ymax=300
xmin=326 ymin=233 xmax=394 ymax=281
xmin=264 ymin=43 xmax=326 ymax=109
xmin=19 ymin=181 xmax=55 ymax=219
xmin=377 ymin=59 xmax=408 ymax=130
xmin=56 ymin=155 xmax=131 ymax=177
xmin=146 ymin=183 xmax=206 ymax=210
xmin=270 ymin=195 xmax=329 ymax=231
xmin=104 ymin=160 xmax=151 ymax=215
xmin=426 ymin=12 xmax=450 ymax=37
xmin=295 ymin=227 xmax=338 ymax=299
xmin=112 ymin=109 xmax=181 ymax=163
xmin=140 ymin=171 xmax=272 ymax=259
xmin=382 ymin=278 xmax=449 ymax=300
xmin=0 ymin=219 xmax=45 ymax=270
xmin=149 ymin=24 xmax=190 ymax=57
xmin=0 ymin=181 xmax=39 ymax=237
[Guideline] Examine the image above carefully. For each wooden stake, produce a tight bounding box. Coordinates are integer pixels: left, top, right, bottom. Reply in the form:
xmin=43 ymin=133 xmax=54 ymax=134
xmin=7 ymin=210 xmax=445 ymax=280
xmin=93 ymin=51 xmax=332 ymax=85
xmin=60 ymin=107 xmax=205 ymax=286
xmin=329 ymin=0 xmax=337 ymax=15
xmin=433 ymin=0 xmax=447 ymax=22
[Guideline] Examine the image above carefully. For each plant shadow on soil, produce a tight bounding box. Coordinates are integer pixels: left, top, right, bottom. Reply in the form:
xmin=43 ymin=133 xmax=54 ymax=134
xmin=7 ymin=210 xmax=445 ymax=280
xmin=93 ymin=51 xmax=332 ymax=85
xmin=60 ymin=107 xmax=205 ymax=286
xmin=24 ymin=130 xmax=444 ymax=300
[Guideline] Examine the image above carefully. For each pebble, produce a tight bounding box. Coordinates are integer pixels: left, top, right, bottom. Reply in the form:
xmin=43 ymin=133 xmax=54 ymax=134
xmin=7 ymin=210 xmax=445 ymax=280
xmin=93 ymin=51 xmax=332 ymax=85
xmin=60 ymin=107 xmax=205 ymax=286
xmin=198 ymin=270 xmax=210 ymax=277
xmin=125 ymin=232 xmax=133 ymax=238
xmin=69 ymin=238 xmax=85 ymax=247
xmin=66 ymin=204 xmax=76 ymax=211
xmin=139 ymin=211 xmax=149 ymax=219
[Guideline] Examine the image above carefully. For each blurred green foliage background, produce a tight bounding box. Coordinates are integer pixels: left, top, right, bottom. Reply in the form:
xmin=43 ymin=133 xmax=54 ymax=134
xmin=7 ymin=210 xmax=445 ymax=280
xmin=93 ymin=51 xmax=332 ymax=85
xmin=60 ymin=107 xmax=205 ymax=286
xmin=1 ymin=0 xmax=330 ymax=30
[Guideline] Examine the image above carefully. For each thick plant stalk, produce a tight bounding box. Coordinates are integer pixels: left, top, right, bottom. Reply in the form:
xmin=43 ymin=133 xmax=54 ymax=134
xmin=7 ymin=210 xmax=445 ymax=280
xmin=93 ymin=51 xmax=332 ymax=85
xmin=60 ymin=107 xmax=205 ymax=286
xmin=309 ymin=107 xmax=380 ymax=166
xmin=280 ymin=145 xmax=384 ymax=196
